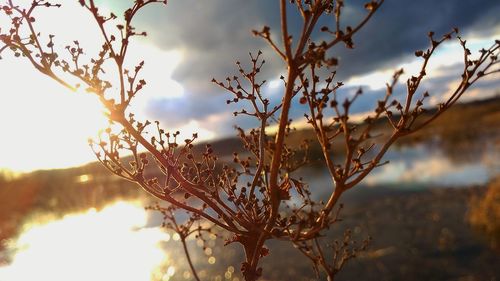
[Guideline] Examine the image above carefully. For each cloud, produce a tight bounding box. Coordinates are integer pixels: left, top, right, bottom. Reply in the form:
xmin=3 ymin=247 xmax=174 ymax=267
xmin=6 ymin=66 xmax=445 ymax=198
xmin=136 ymin=0 xmax=500 ymax=82
xmin=137 ymin=0 xmax=283 ymax=92
xmin=0 ymin=0 xmax=498 ymax=172
xmin=124 ymin=0 xmax=499 ymax=135
xmin=328 ymin=0 xmax=500 ymax=78
xmin=4 ymin=0 xmax=500 ymax=147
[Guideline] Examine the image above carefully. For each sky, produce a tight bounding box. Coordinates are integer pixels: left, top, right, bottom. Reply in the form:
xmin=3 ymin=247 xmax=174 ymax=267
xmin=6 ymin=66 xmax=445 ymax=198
xmin=0 ymin=0 xmax=499 ymax=172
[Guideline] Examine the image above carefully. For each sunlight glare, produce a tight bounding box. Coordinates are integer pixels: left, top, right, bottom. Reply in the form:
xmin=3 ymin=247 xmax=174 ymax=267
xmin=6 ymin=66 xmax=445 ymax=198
xmin=0 ymin=77 xmax=109 ymax=172
xmin=267 ymin=79 xmax=283 ymax=89
xmin=0 ymin=0 xmax=184 ymax=172
xmin=77 ymin=174 xmax=92 ymax=183
xmin=0 ymin=201 xmax=171 ymax=281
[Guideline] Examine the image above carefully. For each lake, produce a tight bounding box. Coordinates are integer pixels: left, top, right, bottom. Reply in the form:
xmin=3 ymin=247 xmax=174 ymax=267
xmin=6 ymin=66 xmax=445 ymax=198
xmin=0 ymin=139 xmax=499 ymax=281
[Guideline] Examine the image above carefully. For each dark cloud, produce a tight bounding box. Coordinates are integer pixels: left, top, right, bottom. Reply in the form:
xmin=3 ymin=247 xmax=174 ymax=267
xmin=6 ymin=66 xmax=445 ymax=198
xmin=139 ymin=0 xmax=499 ymax=83
xmin=327 ymin=0 xmax=500 ymax=79
xmin=125 ymin=0 xmax=499 ymax=137
xmin=140 ymin=0 xmax=283 ymax=93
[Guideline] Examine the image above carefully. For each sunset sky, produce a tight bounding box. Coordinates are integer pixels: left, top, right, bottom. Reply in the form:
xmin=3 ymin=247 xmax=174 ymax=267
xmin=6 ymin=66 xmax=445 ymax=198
xmin=0 ymin=0 xmax=499 ymax=172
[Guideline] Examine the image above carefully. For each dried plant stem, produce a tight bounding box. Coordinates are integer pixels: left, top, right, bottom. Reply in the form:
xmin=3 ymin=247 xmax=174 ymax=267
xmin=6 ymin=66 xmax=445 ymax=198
xmin=1 ymin=1 xmax=498 ymax=280
xmin=181 ymin=237 xmax=201 ymax=281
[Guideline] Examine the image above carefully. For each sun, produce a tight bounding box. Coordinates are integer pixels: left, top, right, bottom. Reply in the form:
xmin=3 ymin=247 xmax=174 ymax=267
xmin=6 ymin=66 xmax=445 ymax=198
xmin=0 ymin=0 xmax=185 ymax=173
xmin=0 ymin=74 xmax=109 ymax=172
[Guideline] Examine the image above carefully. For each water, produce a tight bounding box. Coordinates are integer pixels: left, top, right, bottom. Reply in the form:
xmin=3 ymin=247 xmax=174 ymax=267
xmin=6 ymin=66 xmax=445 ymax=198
xmin=0 ymin=141 xmax=498 ymax=281
xmin=0 ymin=202 xmax=242 ymax=281
xmin=362 ymin=143 xmax=496 ymax=187
xmin=0 ymin=202 xmax=173 ymax=281
xmin=303 ymin=142 xmax=498 ymax=192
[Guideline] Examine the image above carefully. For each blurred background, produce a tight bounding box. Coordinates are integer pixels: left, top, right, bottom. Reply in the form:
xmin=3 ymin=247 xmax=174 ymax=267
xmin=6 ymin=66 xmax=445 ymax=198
xmin=1 ymin=98 xmax=499 ymax=281
xmin=0 ymin=0 xmax=499 ymax=280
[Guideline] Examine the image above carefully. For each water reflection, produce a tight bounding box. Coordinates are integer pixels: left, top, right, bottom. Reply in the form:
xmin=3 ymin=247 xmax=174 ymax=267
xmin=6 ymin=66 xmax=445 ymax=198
xmin=365 ymin=144 xmax=493 ymax=187
xmin=304 ymin=143 xmax=496 ymax=190
xmin=0 ymin=140 xmax=498 ymax=280
xmin=0 ymin=202 xmax=172 ymax=281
